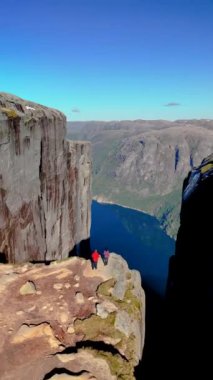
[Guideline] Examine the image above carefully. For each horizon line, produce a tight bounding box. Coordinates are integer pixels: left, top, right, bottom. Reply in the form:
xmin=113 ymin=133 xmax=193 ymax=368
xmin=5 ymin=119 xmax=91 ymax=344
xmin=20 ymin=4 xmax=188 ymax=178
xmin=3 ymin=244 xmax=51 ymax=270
xmin=67 ymin=118 xmax=213 ymax=123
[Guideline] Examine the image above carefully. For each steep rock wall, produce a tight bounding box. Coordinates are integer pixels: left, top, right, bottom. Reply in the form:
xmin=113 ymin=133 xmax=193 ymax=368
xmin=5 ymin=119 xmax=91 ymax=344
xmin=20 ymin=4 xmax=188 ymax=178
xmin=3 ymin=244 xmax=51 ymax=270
xmin=114 ymin=127 xmax=213 ymax=195
xmin=0 ymin=253 xmax=145 ymax=380
xmin=166 ymin=154 xmax=213 ymax=376
xmin=68 ymin=121 xmax=213 ymax=197
xmin=0 ymin=93 xmax=91 ymax=262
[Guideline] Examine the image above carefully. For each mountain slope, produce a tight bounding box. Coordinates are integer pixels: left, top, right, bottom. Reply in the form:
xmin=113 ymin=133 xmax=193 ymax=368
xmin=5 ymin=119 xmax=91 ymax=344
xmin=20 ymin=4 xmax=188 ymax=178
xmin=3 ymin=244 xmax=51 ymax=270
xmin=67 ymin=120 xmax=213 ymax=236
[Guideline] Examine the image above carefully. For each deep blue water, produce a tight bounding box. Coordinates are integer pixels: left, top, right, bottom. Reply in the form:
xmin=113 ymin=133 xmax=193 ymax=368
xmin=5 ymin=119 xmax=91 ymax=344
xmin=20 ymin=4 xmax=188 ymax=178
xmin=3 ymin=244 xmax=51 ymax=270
xmin=90 ymin=201 xmax=175 ymax=296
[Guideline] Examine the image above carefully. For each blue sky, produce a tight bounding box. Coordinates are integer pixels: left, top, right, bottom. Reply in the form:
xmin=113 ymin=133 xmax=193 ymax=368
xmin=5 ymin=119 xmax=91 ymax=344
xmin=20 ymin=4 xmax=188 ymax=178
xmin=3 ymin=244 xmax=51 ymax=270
xmin=0 ymin=0 xmax=213 ymax=120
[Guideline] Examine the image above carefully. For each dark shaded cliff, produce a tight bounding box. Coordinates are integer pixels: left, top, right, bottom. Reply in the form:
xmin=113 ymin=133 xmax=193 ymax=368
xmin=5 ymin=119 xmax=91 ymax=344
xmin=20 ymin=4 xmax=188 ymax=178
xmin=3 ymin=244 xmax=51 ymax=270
xmin=166 ymin=154 xmax=213 ymax=376
xmin=0 ymin=93 xmax=91 ymax=263
xmin=136 ymin=155 xmax=213 ymax=380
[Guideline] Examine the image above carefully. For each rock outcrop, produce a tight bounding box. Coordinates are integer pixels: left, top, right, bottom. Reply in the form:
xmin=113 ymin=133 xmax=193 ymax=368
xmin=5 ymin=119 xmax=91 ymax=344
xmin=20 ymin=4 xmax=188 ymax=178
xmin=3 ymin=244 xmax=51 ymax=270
xmin=0 ymin=93 xmax=91 ymax=263
xmin=0 ymin=253 xmax=145 ymax=380
xmin=166 ymin=154 xmax=213 ymax=376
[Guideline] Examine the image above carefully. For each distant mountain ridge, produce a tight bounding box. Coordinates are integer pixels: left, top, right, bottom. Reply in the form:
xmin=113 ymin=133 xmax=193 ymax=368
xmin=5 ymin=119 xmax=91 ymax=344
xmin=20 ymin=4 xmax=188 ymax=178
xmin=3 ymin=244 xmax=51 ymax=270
xmin=67 ymin=119 xmax=213 ymax=237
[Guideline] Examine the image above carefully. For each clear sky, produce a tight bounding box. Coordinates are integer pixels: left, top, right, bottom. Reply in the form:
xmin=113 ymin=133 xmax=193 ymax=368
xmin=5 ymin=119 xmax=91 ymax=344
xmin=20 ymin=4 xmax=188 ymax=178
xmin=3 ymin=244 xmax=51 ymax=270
xmin=0 ymin=0 xmax=213 ymax=120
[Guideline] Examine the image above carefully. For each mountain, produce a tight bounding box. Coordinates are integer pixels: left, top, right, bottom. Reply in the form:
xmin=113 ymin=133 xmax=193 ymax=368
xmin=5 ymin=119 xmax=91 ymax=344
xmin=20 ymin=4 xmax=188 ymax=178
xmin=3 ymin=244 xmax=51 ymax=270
xmin=67 ymin=120 xmax=213 ymax=236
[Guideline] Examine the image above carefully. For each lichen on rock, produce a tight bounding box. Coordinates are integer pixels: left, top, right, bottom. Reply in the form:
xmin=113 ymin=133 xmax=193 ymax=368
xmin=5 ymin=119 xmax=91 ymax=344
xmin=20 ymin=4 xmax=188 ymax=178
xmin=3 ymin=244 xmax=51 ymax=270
xmin=19 ymin=280 xmax=36 ymax=295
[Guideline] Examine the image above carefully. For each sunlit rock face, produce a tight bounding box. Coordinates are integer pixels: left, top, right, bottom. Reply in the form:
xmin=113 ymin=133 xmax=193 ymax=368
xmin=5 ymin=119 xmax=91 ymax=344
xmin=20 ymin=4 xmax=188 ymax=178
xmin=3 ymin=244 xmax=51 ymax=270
xmin=0 ymin=253 xmax=145 ymax=380
xmin=0 ymin=93 xmax=91 ymax=262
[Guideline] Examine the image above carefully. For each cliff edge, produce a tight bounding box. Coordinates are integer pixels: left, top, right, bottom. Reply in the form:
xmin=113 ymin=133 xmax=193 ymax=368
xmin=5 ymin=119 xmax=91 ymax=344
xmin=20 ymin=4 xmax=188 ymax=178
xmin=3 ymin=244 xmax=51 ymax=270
xmin=166 ymin=153 xmax=213 ymax=376
xmin=0 ymin=93 xmax=91 ymax=263
xmin=0 ymin=253 xmax=145 ymax=380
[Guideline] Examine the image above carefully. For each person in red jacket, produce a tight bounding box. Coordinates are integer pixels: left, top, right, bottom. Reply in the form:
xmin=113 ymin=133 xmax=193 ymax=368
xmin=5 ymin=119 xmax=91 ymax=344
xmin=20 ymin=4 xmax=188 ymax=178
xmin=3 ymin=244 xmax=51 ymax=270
xmin=91 ymin=249 xmax=100 ymax=269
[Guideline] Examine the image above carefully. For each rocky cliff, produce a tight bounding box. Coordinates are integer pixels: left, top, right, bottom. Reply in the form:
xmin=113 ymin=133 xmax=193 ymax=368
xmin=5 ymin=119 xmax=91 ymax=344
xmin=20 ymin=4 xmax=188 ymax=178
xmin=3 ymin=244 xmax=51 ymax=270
xmin=0 ymin=93 xmax=91 ymax=263
xmin=165 ymin=154 xmax=213 ymax=376
xmin=0 ymin=253 xmax=145 ymax=380
xmin=67 ymin=120 xmax=213 ymax=236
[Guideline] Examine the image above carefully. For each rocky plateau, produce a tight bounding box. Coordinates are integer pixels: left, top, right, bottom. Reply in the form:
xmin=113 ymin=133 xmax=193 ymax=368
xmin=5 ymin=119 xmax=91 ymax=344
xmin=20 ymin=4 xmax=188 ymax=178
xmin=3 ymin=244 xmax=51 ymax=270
xmin=0 ymin=253 xmax=145 ymax=380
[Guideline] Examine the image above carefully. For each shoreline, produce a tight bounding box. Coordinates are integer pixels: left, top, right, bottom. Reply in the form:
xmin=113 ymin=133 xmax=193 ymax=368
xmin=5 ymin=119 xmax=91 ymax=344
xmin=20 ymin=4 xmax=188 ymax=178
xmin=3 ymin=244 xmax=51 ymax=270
xmin=92 ymin=197 xmax=176 ymax=239
xmin=92 ymin=197 xmax=152 ymax=216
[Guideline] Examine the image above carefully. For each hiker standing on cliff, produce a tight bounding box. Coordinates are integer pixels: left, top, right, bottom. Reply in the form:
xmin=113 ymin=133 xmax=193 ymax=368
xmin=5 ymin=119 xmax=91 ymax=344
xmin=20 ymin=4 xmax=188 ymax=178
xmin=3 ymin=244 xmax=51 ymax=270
xmin=103 ymin=248 xmax=110 ymax=265
xmin=91 ymin=249 xmax=100 ymax=269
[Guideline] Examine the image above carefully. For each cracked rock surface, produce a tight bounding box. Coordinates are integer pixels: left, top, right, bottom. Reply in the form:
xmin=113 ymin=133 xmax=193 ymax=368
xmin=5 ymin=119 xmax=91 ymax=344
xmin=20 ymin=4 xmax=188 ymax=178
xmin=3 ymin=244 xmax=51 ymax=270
xmin=0 ymin=93 xmax=91 ymax=262
xmin=0 ymin=253 xmax=145 ymax=380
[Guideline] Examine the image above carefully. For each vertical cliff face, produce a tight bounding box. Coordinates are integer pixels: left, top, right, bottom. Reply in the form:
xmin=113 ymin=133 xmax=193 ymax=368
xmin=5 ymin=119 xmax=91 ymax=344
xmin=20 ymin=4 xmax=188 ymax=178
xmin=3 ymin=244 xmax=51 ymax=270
xmin=0 ymin=93 xmax=91 ymax=263
xmin=167 ymin=153 xmax=213 ymax=307
xmin=166 ymin=153 xmax=213 ymax=375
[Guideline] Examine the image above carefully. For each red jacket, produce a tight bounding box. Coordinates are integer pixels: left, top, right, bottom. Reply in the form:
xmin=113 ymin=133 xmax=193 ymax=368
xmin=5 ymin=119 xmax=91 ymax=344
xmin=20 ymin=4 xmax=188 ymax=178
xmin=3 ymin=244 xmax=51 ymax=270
xmin=91 ymin=250 xmax=100 ymax=262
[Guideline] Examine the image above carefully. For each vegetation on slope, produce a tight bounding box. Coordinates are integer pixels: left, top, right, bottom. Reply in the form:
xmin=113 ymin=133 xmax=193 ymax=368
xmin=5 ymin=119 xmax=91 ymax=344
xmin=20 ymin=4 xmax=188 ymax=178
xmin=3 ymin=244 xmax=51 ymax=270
xmin=67 ymin=120 xmax=213 ymax=237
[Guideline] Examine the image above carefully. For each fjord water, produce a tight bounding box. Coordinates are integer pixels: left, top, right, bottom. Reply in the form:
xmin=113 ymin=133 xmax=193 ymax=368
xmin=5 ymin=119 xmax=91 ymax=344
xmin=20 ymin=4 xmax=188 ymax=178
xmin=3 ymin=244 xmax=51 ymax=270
xmin=91 ymin=201 xmax=175 ymax=296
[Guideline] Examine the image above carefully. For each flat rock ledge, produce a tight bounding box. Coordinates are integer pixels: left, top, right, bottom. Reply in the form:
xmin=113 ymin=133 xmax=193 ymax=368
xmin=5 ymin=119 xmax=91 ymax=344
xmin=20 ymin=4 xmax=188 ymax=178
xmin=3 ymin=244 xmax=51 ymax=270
xmin=0 ymin=253 xmax=145 ymax=380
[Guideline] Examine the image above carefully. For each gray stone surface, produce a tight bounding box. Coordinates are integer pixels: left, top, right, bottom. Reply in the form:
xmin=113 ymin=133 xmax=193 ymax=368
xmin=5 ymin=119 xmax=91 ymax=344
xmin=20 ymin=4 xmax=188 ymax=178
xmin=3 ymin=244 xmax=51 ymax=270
xmin=0 ymin=93 xmax=91 ymax=262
